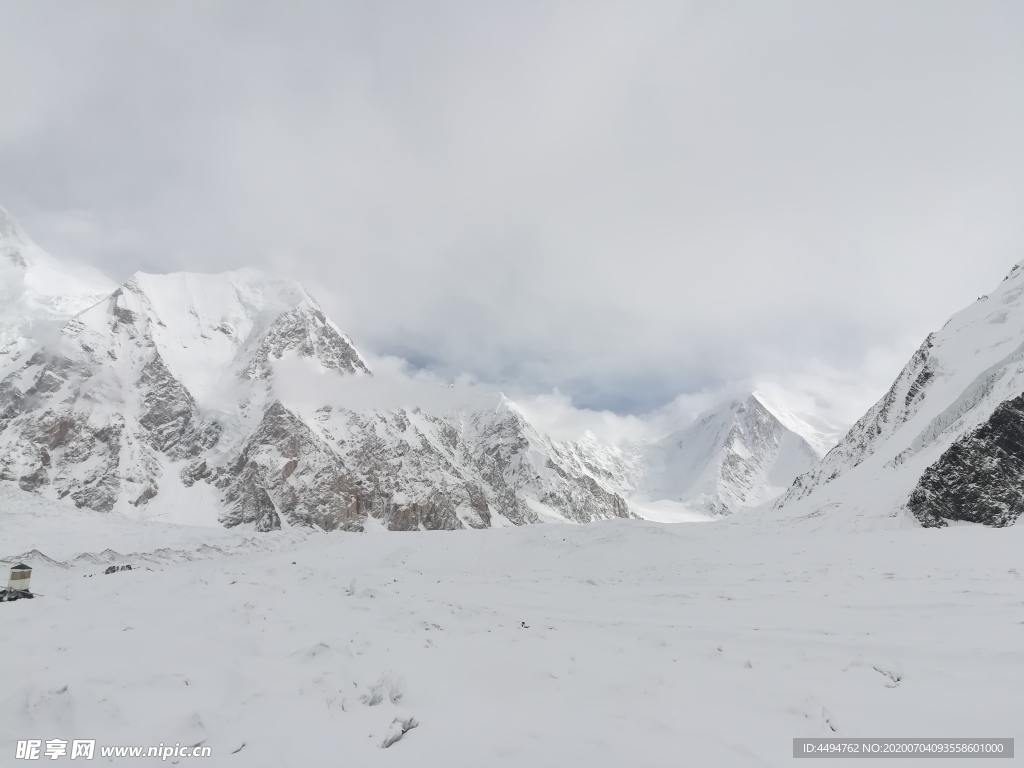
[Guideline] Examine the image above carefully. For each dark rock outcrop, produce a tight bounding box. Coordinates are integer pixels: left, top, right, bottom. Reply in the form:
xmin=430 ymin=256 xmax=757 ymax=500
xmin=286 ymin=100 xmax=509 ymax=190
xmin=908 ymin=393 xmax=1024 ymax=527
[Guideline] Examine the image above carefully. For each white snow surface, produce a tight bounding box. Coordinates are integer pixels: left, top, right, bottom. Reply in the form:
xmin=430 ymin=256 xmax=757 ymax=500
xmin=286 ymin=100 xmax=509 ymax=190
xmin=1 ymin=484 xmax=1022 ymax=767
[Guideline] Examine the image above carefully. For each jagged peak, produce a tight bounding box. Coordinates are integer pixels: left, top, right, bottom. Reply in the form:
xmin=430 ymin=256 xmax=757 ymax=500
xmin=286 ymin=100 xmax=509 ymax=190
xmin=687 ymin=392 xmax=771 ymax=429
xmin=746 ymin=391 xmax=772 ymax=411
xmin=493 ymin=392 xmax=518 ymax=414
xmin=490 ymin=393 xmax=537 ymax=427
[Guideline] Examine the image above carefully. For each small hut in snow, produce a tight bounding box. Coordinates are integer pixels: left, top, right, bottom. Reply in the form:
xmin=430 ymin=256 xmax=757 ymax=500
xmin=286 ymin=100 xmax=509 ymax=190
xmin=8 ymin=563 xmax=31 ymax=590
xmin=1 ymin=563 xmax=33 ymax=601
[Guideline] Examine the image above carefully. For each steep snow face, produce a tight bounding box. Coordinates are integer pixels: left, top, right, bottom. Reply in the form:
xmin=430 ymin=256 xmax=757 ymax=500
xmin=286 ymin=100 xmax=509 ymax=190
xmin=752 ymin=390 xmax=842 ymax=458
xmin=775 ymin=262 xmax=1024 ymax=528
xmin=0 ymin=208 xmax=114 ymax=370
xmin=636 ymin=395 xmax=818 ymax=516
xmin=73 ymin=270 xmax=369 ymax=405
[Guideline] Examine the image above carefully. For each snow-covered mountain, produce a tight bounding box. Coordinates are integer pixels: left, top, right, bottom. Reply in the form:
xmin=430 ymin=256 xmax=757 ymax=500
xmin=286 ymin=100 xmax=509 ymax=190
xmin=0 ymin=210 xmax=639 ymax=530
xmin=774 ymin=262 xmax=1024 ymax=528
xmin=633 ymin=394 xmax=819 ymax=516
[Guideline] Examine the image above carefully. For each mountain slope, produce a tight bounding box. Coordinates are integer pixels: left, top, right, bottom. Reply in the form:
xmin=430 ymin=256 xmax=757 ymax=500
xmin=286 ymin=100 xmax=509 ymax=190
xmin=775 ymin=262 xmax=1024 ymax=528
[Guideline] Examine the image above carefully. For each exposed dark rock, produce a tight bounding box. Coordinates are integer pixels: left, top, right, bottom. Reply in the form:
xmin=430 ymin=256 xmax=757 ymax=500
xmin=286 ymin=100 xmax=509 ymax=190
xmin=137 ymin=353 xmax=220 ymax=458
xmin=381 ymin=493 xmax=464 ymax=531
xmin=241 ymin=306 xmax=368 ymax=379
xmin=18 ymin=466 xmax=48 ymax=492
xmin=180 ymin=460 xmax=210 ymax=487
xmin=908 ymin=392 xmax=1024 ymax=527
xmin=132 ymin=485 xmax=158 ymax=507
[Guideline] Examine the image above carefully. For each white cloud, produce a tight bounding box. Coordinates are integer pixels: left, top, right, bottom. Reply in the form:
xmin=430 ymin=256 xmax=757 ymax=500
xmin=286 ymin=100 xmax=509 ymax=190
xmin=270 ymin=353 xmax=499 ymax=416
xmin=509 ymin=390 xmax=655 ymax=444
xmin=1 ymin=2 xmax=1021 ymax=419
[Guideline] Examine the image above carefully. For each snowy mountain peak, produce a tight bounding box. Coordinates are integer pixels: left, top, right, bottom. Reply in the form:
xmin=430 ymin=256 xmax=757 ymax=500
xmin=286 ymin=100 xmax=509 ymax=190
xmin=634 ymin=392 xmax=818 ymax=516
xmin=493 ymin=391 xmax=520 ymax=413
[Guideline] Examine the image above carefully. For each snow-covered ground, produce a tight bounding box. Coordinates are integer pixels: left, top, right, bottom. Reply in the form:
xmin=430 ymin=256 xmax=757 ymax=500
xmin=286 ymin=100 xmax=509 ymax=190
xmin=2 ymin=487 xmax=1022 ymax=767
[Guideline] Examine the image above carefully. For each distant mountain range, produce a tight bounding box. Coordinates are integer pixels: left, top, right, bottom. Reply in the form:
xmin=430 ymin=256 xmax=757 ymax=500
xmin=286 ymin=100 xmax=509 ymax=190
xmin=19 ymin=205 xmax=983 ymax=536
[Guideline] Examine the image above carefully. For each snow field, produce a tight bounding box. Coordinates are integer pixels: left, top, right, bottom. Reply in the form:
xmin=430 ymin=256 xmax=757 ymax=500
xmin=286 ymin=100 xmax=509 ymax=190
xmin=2 ymin=504 xmax=1022 ymax=767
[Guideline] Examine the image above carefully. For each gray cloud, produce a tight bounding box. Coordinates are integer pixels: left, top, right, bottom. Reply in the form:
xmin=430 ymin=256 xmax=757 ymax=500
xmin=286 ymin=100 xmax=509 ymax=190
xmin=2 ymin=0 xmax=1022 ymax=424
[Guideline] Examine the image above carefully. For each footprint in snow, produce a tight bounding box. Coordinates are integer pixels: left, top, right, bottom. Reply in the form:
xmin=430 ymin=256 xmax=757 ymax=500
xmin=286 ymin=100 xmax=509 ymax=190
xmin=821 ymin=706 xmax=839 ymax=733
xmin=380 ymin=716 xmax=419 ymax=748
xmin=871 ymin=665 xmax=903 ymax=687
xmin=361 ymin=674 xmax=404 ymax=707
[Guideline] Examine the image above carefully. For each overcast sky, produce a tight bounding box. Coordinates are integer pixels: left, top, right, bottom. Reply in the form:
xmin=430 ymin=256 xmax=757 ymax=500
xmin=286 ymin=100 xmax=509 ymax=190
xmin=2 ymin=1 xmax=1022 ymax=435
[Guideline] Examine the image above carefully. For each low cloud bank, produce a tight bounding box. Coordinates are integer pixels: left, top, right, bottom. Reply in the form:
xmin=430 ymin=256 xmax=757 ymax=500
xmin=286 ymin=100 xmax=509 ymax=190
xmin=270 ymin=350 xmax=892 ymax=453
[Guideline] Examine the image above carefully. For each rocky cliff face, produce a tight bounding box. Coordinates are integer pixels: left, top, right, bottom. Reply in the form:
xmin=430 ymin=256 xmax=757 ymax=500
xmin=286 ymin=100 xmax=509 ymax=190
xmin=773 ymin=263 xmax=1024 ymax=528
xmin=205 ymin=398 xmax=635 ymax=532
xmin=204 ymin=401 xmax=364 ymax=532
